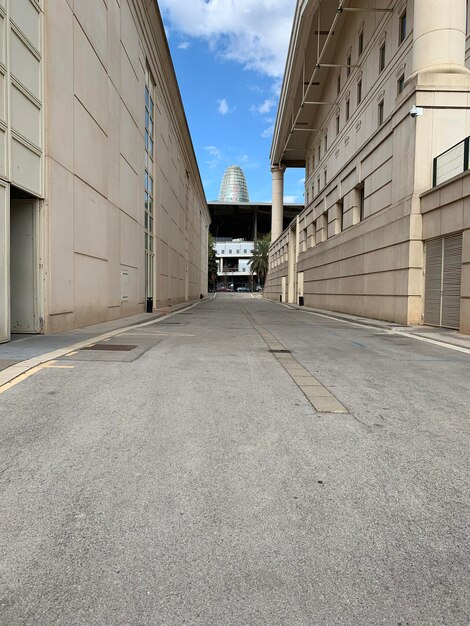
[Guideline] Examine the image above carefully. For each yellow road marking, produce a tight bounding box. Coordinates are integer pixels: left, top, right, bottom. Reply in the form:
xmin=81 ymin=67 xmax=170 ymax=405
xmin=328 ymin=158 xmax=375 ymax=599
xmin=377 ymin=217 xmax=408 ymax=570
xmin=0 ymin=361 xmax=74 ymax=394
xmin=0 ymin=363 xmax=48 ymax=394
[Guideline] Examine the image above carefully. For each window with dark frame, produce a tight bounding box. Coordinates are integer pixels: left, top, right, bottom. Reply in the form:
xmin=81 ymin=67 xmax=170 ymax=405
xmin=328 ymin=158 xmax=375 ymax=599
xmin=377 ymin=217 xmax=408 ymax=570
xmin=336 ymin=113 xmax=340 ymax=136
xmin=378 ymin=99 xmax=384 ymax=126
xmin=359 ymin=185 xmax=365 ymax=221
xmin=337 ymin=73 xmax=341 ymax=96
xmin=399 ymin=9 xmax=407 ymax=44
xmin=397 ymin=73 xmax=405 ymax=95
xmin=337 ymin=199 xmax=344 ymax=233
xmin=379 ymin=42 xmax=386 ymax=73
xmin=144 ymin=66 xmax=156 ymax=302
xmin=357 ymin=79 xmax=362 ymax=105
xmin=346 ymin=98 xmax=350 ymax=121
xmin=347 ymin=52 xmax=351 ymax=77
xmin=324 ymin=132 xmax=328 ymax=153
xmin=358 ymin=29 xmax=364 ymax=56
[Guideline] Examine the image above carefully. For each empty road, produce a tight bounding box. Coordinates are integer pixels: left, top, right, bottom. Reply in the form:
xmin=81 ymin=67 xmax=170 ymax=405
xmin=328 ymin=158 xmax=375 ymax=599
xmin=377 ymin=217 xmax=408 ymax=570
xmin=0 ymin=294 xmax=469 ymax=625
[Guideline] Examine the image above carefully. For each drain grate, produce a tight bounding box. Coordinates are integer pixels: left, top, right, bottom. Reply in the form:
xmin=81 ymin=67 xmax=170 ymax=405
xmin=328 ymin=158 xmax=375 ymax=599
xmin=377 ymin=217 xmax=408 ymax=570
xmin=269 ymin=349 xmax=291 ymax=353
xmin=80 ymin=344 xmax=137 ymax=352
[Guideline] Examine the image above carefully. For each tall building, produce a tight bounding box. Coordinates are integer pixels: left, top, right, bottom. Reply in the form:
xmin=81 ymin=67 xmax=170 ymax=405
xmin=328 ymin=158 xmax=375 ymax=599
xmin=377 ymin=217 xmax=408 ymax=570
xmin=0 ymin=0 xmax=210 ymax=343
xmin=218 ymin=165 xmax=250 ymax=203
xmin=210 ymin=165 xmax=303 ymax=289
xmin=266 ymin=0 xmax=470 ymax=334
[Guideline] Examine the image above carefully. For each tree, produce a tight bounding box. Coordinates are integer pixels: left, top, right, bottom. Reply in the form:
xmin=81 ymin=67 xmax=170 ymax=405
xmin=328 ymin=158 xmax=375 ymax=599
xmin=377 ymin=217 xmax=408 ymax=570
xmin=249 ymin=233 xmax=271 ymax=287
xmin=208 ymin=233 xmax=218 ymax=291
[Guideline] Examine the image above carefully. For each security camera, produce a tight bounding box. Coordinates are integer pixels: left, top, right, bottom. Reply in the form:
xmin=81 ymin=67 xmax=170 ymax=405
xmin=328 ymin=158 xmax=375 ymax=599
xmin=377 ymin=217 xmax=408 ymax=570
xmin=409 ymin=105 xmax=424 ymax=118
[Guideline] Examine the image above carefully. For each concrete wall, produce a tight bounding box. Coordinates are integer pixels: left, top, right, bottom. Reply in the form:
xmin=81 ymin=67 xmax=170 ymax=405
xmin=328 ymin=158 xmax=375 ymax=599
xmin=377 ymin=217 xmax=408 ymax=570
xmin=421 ymin=172 xmax=470 ymax=334
xmin=266 ymin=0 xmax=470 ymax=328
xmin=0 ymin=0 xmax=44 ymax=197
xmin=44 ymin=0 xmax=209 ymax=332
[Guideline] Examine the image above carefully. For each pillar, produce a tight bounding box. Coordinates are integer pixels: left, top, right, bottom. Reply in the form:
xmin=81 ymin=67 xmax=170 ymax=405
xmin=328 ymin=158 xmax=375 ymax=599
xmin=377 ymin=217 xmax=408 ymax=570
xmin=412 ymin=0 xmax=469 ymax=76
xmin=271 ymin=165 xmax=285 ymax=242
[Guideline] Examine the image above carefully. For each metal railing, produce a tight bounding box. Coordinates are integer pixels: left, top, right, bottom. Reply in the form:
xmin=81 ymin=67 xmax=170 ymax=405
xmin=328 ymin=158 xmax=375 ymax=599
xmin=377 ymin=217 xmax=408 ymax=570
xmin=433 ymin=137 xmax=470 ymax=187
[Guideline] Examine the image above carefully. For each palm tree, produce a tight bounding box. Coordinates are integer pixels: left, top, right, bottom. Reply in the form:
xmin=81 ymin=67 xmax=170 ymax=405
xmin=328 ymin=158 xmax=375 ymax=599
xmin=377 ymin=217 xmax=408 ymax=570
xmin=249 ymin=233 xmax=271 ymax=287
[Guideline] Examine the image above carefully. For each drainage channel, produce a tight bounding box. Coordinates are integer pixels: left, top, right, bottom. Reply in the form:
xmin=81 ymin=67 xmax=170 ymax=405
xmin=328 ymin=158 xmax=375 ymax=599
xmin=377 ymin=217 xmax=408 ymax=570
xmin=242 ymin=306 xmax=347 ymax=414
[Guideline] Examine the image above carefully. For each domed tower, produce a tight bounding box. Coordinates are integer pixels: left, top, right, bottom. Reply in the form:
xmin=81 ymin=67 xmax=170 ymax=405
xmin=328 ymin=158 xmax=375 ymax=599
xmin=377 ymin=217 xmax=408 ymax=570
xmin=218 ymin=165 xmax=250 ymax=203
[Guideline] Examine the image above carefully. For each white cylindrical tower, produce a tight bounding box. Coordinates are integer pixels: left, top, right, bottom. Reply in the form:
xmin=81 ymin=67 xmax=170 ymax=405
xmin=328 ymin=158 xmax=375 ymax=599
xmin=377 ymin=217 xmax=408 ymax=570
xmin=271 ymin=165 xmax=285 ymax=242
xmin=412 ymin=0 xmax=469 ymax=76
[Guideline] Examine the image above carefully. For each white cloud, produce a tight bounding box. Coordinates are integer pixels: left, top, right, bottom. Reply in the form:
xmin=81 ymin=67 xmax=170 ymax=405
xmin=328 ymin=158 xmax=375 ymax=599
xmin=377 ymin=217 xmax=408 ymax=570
xmin=217 ymin=98 xmax=231 ymax=115
xmin=251 ymin=99 xmax=276 ymax=115
xmin=261 ymin=124 xmax=274 ymax=139
xmin=204 ymin=145 xmax=224 ymax=168
xmin=177 ymin=41 xmax=191 ymax=50
xmin=159 ymin=0 xmax=296 ymax=78
xmin=237 ymin=154 xmax=259 ymax=170
xmin=298 ymin=177 xmax=305 ymax=184
xmin=284 ymin=195 xmax=298 ymax=203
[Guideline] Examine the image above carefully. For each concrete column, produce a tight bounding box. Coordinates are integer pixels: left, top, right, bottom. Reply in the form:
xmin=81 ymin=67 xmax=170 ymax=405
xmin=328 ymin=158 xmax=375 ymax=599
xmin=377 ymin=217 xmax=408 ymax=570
xmin=412 ymin=0 xmax=469 ymax=76
xmin=271 ymin=165 xmax=285 ymax=242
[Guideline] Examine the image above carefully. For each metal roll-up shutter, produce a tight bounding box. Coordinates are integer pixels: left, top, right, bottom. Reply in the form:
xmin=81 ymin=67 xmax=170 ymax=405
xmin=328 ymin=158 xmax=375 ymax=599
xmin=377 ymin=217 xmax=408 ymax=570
xmin=424 ymin=238 xmax=443 ymax=327
xmin=441 ymin=233 xmax=462 ymax=329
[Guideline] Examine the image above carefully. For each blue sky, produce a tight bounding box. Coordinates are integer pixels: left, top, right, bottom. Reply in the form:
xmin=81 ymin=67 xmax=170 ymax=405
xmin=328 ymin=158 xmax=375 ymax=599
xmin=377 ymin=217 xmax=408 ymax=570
xmin=159 ymin=0 xmax=304 ymax=204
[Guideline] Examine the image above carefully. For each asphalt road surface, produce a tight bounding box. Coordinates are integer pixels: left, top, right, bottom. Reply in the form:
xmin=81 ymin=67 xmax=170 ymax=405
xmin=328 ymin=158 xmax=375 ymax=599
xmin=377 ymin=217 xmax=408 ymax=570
xmin=0 ymin=294 xmax=469 ymax=625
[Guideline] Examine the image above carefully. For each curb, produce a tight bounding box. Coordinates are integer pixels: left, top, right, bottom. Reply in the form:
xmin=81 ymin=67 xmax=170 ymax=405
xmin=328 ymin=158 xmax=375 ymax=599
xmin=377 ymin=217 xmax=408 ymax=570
xmin=270 ymin=300 xmax=470 ymax=354
xmin=0 ymin=298 xmax=208 ymax=390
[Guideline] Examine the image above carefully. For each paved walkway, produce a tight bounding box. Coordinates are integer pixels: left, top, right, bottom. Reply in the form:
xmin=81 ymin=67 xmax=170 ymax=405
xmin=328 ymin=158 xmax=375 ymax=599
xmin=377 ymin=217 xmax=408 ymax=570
xmin=0 ymin=294 xmax=469 ymax=624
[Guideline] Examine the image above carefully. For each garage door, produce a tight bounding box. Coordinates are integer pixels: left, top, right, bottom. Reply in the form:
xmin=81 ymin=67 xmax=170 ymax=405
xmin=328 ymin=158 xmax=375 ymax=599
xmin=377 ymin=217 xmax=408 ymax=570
xmin=424 ymin=233 xmax=462 ymax=329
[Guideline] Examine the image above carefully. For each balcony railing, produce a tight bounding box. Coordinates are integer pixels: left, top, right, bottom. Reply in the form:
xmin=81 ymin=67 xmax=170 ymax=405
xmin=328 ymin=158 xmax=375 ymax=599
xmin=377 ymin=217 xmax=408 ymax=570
xmin=433 ymin=137 xmax=470 ymax=187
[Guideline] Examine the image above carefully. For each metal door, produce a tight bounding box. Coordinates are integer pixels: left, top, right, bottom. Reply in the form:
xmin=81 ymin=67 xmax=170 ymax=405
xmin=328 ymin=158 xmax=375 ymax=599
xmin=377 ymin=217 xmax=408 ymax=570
xmin=424 ymin=234 xmax=462 ymax=330
xmin=441 ymin=234 xmax=462 ymax=329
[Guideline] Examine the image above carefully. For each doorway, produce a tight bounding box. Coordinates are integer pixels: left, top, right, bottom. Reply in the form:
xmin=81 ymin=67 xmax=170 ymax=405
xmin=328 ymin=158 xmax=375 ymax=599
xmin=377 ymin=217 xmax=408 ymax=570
xmin=6 ymin=185 xmax=41 ymax=339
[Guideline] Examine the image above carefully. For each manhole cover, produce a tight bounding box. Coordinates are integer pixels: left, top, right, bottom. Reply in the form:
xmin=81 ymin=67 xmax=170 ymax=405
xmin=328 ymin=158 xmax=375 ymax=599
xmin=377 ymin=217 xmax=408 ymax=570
xmin=80 ymin=344 xmax=137 ymax=351
xmin=269 ymin=349 xmax=291 ymax=353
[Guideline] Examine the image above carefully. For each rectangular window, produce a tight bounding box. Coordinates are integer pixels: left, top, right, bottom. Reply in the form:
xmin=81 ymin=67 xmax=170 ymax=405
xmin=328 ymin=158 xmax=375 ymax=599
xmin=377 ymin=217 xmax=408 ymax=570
xmin=353 ymin=185 xmax=365 ymax=224
xmin=357 ymin=79 xmax=362 ymax=105
xmin=397 ymin=73 xmax=405 ymax=95
xmin=378 ymin=100 xmax=384 ymax=126
xmin=379 ymin=42 xmax=386 ymax=73
xmin=317 ymin=145 xmax=321 ymax=161
xmin=317 ymin=176 xmax=321 ymax=193
xmin=359 ymin=186 xmax=365 ymax=221
xmin=336 ymin=113 xmax=340 ymax=136
xmin=324 ymin=132 xmax=328 ymax=153
xmin=347 ymin=53 xmax=352 ymax=77
xmin=337 ymin=200 xmax=344 ymax=233
xmin=324 ymin=169 xmax=327 ymax=187
xmin=337 ymin=73 xmax=341 ymax=96
xmin=399 ymin=10 xmax=407 ymax=44
xmin=346 ymin=98 xmax=350 ymax=121
xmin=144 ymin=65 xmax=156 ymax=301
xmin=358 ymin=30 xmax=364 ymax=56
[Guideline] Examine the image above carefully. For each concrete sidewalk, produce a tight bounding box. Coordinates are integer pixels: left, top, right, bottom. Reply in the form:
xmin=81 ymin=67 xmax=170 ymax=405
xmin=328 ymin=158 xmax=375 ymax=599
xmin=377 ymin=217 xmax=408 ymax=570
xmin=274 ymin=299 xmax=470 ymax=351
xmin=0 ymin=300 xmax=205 ymax=387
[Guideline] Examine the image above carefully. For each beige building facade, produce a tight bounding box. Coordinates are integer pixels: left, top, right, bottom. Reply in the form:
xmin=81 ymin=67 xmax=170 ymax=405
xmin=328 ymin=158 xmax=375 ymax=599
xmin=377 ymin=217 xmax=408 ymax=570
xmin=0 ymin=0 xmax=210 ymax=343
xmin=266 ymin=0 xmax=470 ymax=334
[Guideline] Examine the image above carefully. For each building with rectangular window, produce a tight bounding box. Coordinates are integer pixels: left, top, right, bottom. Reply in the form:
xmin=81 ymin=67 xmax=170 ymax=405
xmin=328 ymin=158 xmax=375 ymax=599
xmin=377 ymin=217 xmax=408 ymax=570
xmin=266 ymin=0 xmax=470 ymax=334
xmin=0 ymin=0 xmax=210 ymax=343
